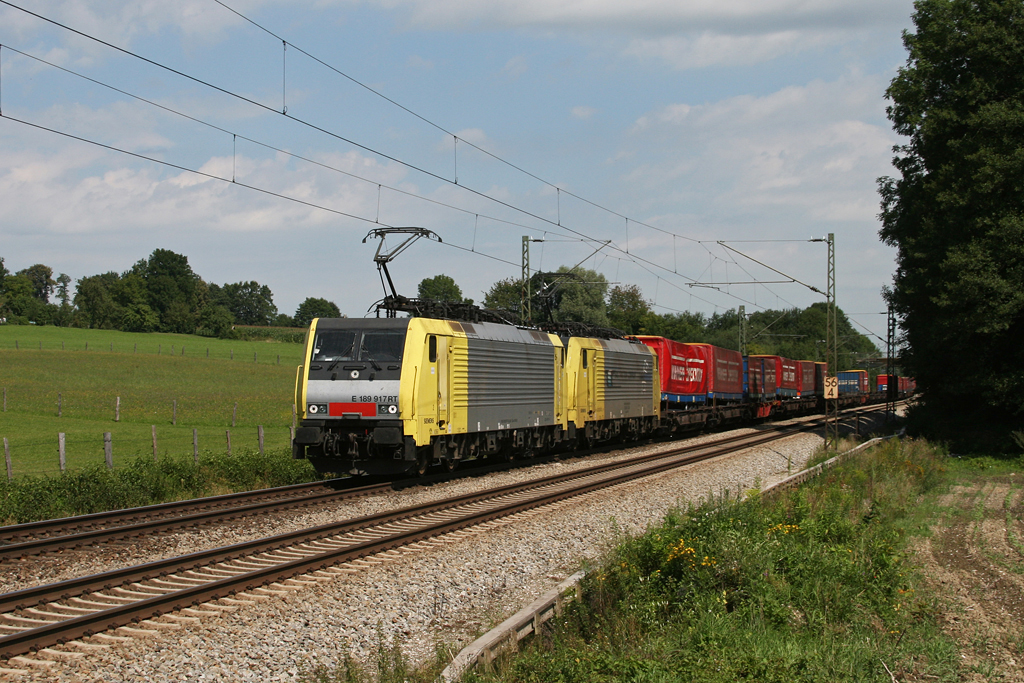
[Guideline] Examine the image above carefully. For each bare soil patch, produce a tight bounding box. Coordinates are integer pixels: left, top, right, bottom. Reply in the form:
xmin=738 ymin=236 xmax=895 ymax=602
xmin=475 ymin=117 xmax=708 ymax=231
xmin=913 ymin=475 xmax=1024 ymax=681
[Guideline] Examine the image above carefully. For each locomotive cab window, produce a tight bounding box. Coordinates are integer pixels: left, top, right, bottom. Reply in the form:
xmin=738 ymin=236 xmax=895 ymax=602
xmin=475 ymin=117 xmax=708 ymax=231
xmin=428 ymin=335 xmax=437 ymax=363
xmin=361 ymin=330 xmax=405 ymax=362
xmin=311 ymin=329 xmax=405 ymax=363
xmin=312 ymin=331 xmax=357 ymax=362
xmin=582 ymin=350 xmax=588 ymax=369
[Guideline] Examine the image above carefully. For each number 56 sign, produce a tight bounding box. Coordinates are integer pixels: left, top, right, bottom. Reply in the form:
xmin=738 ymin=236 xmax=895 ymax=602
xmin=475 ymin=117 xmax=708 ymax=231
xmin=824 ymin=376 xmax=839 ymax=399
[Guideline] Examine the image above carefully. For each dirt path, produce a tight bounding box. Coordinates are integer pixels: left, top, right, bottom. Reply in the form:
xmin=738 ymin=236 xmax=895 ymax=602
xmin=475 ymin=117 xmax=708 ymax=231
xmin=913 ymin=474 xmax=1024 ymax=681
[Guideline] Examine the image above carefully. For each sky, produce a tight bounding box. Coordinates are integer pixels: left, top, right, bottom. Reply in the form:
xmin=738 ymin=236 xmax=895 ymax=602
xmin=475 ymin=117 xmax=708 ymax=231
xmin=0 ymin=0 xmax=917 ymax=345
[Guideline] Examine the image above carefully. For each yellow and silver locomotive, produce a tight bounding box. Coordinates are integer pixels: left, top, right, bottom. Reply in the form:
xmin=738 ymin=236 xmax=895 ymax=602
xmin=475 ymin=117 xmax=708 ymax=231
xmin=292 ymin=316 xmax=660 ymax=476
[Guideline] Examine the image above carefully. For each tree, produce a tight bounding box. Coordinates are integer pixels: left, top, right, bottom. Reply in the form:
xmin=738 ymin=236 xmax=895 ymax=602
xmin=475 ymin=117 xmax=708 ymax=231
xmin=543 ymin=266 xmax=609 ymax=326
xmin=294 ymin=297 xmax=341 ymax=327
xmin=222 ymin=281 xmax=278 ymax=325
xmin=482 ymin=277 xmax=522 ymax=317
xmin=607 ymin=284 xmax=652 ymax=334
xmin=17 ymin=264 xmax=55 ymax=302
xmin=135 ymin=249 xmax=201 ymax=332
xmin=417 ymin=274 xmax=467 ymax=303
xmin=878 ymin=0 xmax=1024 ymax=448
xmin=74 ymin=273 xmax=123 ymax=329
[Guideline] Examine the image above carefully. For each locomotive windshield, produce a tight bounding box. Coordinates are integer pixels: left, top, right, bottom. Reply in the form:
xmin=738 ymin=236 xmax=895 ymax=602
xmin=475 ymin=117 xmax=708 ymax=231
xmin=312 ymin=329 xmax=405 ymax=363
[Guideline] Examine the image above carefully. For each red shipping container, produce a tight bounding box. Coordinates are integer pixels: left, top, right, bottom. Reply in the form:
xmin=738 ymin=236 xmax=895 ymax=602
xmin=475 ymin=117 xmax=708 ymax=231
xmin=688 ymin=343 xmax=744 ymax=397
xmin=745 ymin=356 xmax=777 ymax=399
xmin=797 ymin=361 xmax=816 ymax=396
xmin=814 ymin=362 xmax=828 ymax=394
xmin=749 ymin=355 xmax=797 ymax=397
xmin=636 ymin=336 xmax=743 ymax=401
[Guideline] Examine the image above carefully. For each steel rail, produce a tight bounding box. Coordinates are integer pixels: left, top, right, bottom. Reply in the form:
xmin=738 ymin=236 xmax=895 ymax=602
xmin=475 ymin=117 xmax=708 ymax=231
xmin=0 ymin=421 xmax=828 ymax=658
xmin=0 ymin=478 xmax=363 ymax=544
xmin=0 ymin=403 xmax=899 ymax=658
xmin=0 ymin=481 xmax=393 ymax=560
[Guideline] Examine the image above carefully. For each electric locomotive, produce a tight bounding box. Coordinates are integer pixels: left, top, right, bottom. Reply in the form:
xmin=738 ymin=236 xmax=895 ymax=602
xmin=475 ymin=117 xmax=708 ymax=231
xmin=291 ymin=316 xmax=660 ymax=476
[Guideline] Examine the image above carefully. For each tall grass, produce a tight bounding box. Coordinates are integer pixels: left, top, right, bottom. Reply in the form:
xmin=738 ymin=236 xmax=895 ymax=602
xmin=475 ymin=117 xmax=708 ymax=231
xmin=0 ymin=448 xmax=318 ymax=525
xmin=472 ymin=438 xmax=958 ymax=682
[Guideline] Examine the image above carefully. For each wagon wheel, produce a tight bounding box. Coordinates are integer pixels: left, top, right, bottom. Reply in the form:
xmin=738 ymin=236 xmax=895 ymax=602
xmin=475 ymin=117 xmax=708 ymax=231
xmin=442 ymin=457 xmax=457 ymax=473
xmin=416 ymin=449 xmax=430 ymax=476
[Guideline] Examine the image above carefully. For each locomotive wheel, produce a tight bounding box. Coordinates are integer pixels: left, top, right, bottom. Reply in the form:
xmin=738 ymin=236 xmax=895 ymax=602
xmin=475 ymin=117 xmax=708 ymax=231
xmin=442 ymin=457 xmax=457 ymax=473
xmin=416 ymin=451 xmax=430 ymax=476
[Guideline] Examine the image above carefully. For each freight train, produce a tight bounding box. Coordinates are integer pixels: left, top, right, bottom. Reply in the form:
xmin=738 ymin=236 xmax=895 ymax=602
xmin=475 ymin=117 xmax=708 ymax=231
xmin=291 ymin=316 xmax=912 ymax=476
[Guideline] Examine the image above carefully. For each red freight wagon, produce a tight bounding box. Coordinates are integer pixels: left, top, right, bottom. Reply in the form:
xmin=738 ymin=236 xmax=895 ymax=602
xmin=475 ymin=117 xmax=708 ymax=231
xmin=635 ymin=336 xmax=743 ymax=403
xmin=797 ymin=360 xmax=817 ymax=397
xmin=688 ymin=343 xmax=744 ymax=399
xmin=749 ymin=355 xmax=798 ymax=398
xmin=745 ymin=356 xmax=777 ymax=400
xmin=814 ymin=362 xmax=828 ymax=394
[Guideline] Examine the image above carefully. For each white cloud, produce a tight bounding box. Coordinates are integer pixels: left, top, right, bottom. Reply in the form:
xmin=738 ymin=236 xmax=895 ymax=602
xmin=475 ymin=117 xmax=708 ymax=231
xmin=625 ymin=30 xmax=822 ymax=70
xmin=571 ymin=106 xmax=596 ymax=120
xmin=407 ymin=54 xmax=434 ymax=70
xmin=502 ymin=55 xmax=528 ymax=79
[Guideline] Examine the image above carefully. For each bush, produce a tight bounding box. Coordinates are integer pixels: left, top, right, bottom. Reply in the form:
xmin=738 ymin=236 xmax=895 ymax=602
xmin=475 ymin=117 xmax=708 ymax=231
xmin=486 ymin=438 xmax=956 ymax=683
xmin=0 ymin=448 xmax=318 ymax=525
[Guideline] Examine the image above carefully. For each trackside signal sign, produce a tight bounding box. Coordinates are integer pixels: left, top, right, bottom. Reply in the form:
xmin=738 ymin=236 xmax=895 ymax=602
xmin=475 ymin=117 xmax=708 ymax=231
xmin=824 ymin=376 xmax=839 ymax=399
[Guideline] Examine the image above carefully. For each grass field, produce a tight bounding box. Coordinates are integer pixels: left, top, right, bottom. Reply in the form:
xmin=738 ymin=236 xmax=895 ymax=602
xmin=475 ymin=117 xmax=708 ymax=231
xmin=0 ymin=325 xmax=306 ymax=476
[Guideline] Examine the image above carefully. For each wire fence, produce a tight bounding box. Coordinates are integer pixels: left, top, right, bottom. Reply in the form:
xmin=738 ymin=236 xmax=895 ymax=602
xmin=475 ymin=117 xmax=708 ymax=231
xmin=0 ymin=337 xmax=301 ymax=365
xmin=2 ymin=424 xmax=297 ymax=479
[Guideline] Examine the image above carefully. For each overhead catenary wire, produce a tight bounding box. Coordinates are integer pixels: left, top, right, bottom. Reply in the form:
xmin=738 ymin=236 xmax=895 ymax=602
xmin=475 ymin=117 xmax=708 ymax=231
xmin=0 ymin=1 xmax=814 ymax=317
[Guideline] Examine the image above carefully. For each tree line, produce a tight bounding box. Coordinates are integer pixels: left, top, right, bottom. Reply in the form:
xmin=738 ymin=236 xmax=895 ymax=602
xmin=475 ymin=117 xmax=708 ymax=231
xmin=419 ymin=271 xmax=878 ymax=369
xmin=0 ymin=250 xmax=341 ymax=338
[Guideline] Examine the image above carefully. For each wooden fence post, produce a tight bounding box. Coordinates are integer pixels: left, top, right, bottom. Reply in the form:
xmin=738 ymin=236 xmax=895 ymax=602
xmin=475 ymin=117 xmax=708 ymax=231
xmin=172 ymin=400 xmax=177 ymax=426
xmin=230 ymin=349 xmax=233 ymax=360
xmin=58 ymin=393 xmax=62 ymax=418
xmin=62 ymin=341 xmax=65 ymax=350
xmin=134 ymin=343 xmax=137 ymax=353
xmin=206 ymin=348 xmax=209 ymax=358
xmin=181 ymin=346 xmax=185 ymax=356
xmin=289 ymin=426 xmax=294 ymax=444
xmin=104 ymin=432 xmax=113 ymax=469
xmin=85 ymin=341 xmax=88 ymax=351
xmin=254 ymin=351 xmax=257 ymax=364
xmin=115 ymin=396 xmax=120 ymax=422
xmin=4 ymin=438 xmax=11 ymax=480
xmin=292 ymin=403 xmax=297 ymax=430
xmin=58 ymin=433 xmax=66 ymax=472
xmin=110 ymin=342 xmax=112 ymax=352
xmin=277 ymin=354 xmax=280 ymax=365
xmin=193 ymin=429 xmax=199 ymax=464
xmin=159 ymin=344 xmax=161 ymax=355
xmin=152 ymin=425 xmax=158 ymax=461
xmin=39 ymin=341 xmax=42 ymax=350
xmin=226 ymin=430 xmax=232 ymax=456
xmin=258 ymin=425 xmax=265 ymax=455
xmin=232 ymin=403 xmax=237 ymax=428
xmin=3 ymin=387 xmax=5 ymax=413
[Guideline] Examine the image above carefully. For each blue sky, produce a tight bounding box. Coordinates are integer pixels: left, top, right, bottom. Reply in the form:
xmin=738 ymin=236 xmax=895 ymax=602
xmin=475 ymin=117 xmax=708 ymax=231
xmin=0 ymin=0 xmax=916 ymax=344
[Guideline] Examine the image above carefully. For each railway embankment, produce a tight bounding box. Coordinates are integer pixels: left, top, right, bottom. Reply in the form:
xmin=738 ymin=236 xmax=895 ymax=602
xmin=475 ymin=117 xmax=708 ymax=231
xmin=1 ymin=414 xmax=845 ymax=681
xmin=455 ymin=438 xmax=1024 ymax=683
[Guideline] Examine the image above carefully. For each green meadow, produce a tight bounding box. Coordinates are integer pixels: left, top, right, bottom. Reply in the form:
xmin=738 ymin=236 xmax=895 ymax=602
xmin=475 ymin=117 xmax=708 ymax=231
xmin=0 ymin=326 xmax=307 ymax=476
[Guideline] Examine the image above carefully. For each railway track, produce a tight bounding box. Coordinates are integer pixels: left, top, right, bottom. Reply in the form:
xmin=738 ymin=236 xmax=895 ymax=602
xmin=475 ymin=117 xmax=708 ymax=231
xmin=0 ymin=477 xmax=397 ymax=561
xmin=0 ymin=402 xmax=891 ymax=561
xmin=0 ymin=410 xmax=882 ymax=661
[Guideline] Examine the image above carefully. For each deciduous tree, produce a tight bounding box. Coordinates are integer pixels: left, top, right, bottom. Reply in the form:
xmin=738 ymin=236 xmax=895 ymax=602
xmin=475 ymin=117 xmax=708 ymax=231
xmin=294 ymin=297 xmax=342 ymax=327
xmin=878 ymin=0 xmax=1024 ymax=447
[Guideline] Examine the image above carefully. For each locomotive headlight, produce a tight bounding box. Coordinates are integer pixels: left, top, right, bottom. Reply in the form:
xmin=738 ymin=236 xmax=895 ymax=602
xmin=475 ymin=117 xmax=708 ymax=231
xmin=308 ymin=403 xmax=327 ymax=415
xmin=388 ymin=404 xmax=398 ymax=414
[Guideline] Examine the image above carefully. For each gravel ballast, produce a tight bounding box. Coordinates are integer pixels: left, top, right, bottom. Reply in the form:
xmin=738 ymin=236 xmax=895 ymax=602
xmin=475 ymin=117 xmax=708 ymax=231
xmin=2 ymin=418 xmax=880 ymax=681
